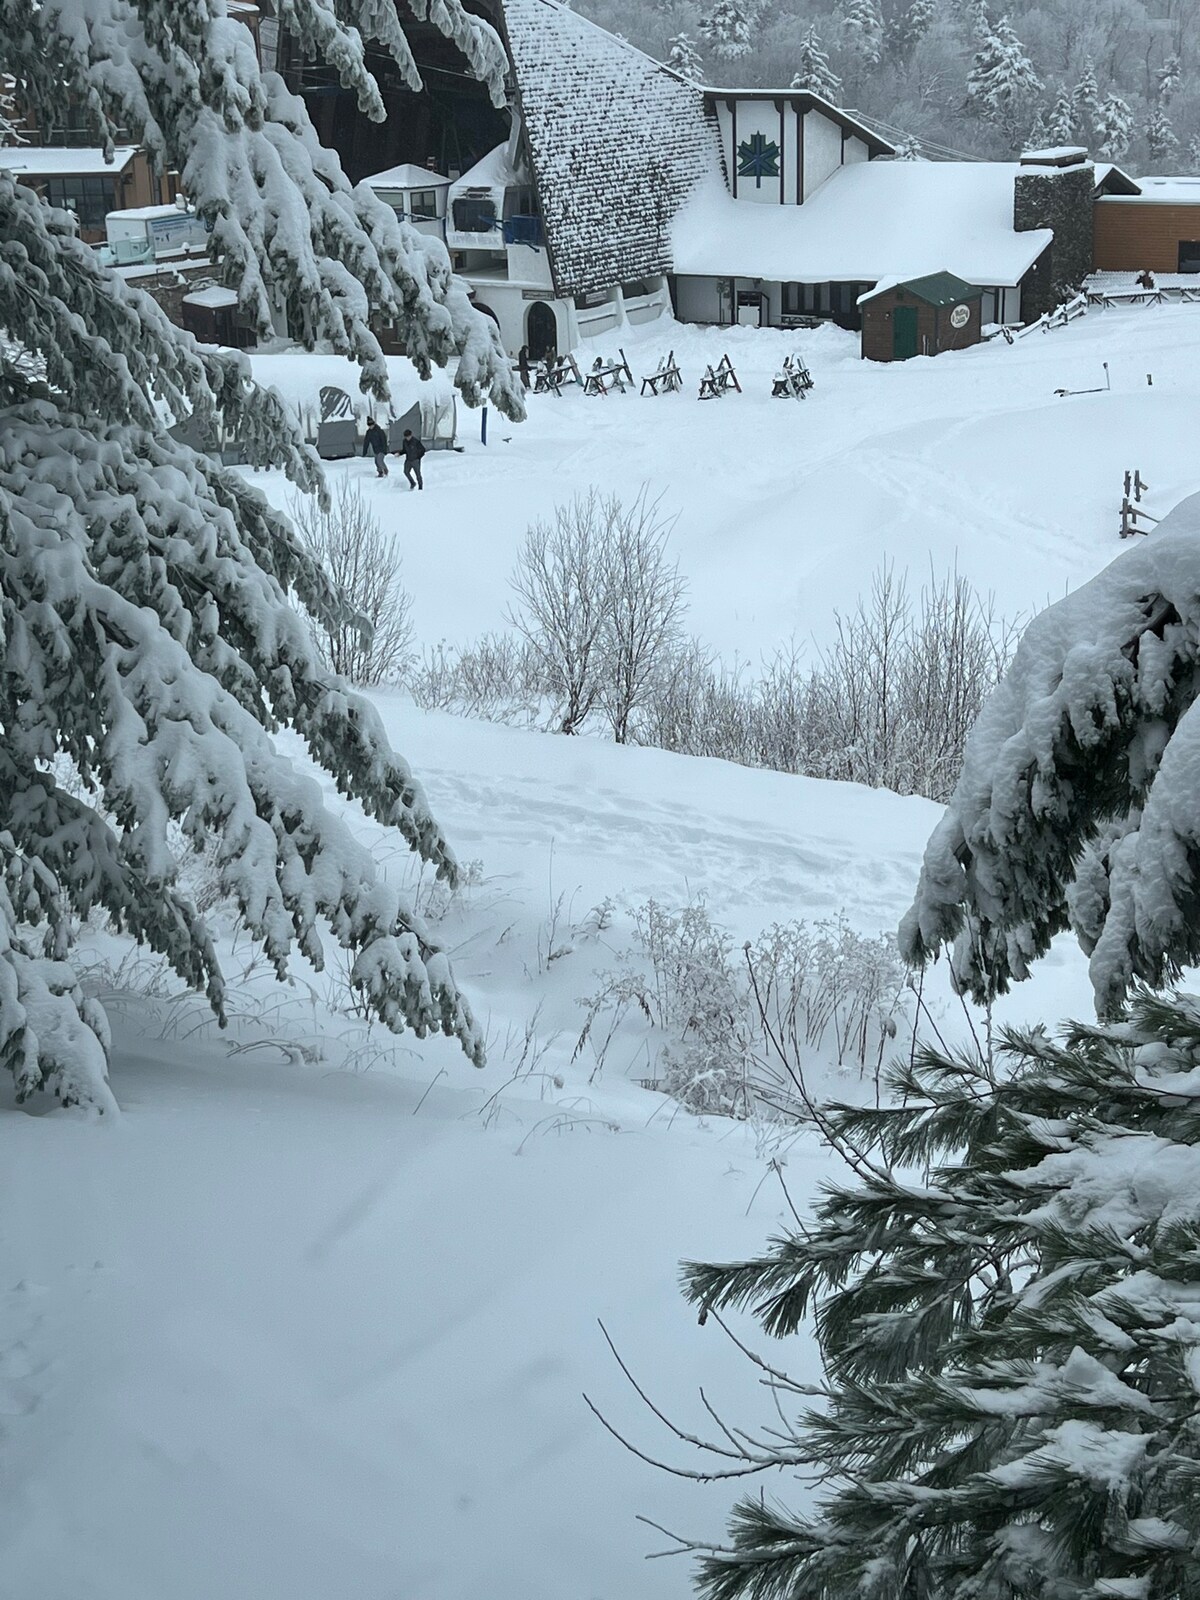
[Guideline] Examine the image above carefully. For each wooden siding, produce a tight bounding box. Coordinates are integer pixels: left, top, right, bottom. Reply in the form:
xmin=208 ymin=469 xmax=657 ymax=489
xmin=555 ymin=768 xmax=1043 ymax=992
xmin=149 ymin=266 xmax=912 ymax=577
xmin=861 ymin=287 xmax=981 ymax=362
xmin=1094 ymin=200 xmax=1200 ymax=272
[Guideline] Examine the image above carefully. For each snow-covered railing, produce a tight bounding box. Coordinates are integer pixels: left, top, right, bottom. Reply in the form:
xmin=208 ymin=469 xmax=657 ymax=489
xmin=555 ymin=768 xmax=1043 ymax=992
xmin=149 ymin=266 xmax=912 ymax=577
xmin=1016 ymin=291 xmax=1088 ymax=338
xmin=1086 ymin=283 xmax=1200 ymax=309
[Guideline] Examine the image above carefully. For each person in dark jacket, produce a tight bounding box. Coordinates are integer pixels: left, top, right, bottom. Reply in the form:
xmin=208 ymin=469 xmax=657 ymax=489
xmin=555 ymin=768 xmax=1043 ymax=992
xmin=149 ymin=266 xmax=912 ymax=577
xmin=400 ymin=428 xmax=426 ymax=490
xmin=363 ymin=418 xmax=389 ymax=477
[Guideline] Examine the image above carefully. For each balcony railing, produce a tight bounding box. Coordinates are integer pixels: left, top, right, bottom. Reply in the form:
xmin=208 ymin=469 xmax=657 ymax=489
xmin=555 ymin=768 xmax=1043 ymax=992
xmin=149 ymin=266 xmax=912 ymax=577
xmin=503 ymin=215 xmax=543 ymax=248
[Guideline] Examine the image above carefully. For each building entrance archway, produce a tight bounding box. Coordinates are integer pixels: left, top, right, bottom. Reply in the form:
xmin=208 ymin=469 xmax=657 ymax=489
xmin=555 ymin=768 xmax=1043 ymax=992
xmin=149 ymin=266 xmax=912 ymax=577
xmin=526 ymin=299 xmax=558 ymax=362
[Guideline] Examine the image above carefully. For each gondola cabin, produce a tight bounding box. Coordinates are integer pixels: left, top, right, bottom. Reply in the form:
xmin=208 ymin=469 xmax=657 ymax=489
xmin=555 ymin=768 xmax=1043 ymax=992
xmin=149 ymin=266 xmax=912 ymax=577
xmin=860 ymin=272 xmax=985 ymax=361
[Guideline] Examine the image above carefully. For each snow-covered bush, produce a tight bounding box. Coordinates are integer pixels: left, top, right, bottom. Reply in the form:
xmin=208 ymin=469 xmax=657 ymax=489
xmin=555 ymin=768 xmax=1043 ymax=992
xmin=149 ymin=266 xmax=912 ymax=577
xmin=577 ymin=903 xmax=908 ymax=1117
xmin=289 ymin=481 xmax=414 ymax=687
xmin=670 ymin=991 xmax=1200 ymax=1600
xmin=0 ymin=0 xmax=521 ymax=1112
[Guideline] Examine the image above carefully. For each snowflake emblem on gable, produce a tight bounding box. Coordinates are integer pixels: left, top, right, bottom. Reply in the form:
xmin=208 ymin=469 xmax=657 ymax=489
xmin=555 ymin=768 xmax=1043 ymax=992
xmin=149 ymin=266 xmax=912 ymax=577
xmin=737 ymin=133 xmax=780 ymax=187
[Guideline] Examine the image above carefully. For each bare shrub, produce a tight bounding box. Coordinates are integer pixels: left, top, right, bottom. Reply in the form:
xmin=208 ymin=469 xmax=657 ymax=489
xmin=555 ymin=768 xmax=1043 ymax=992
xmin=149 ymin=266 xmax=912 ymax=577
xmin=508 ymin=490 xmax=612 ymax=734
xmin=508 ymin=487 xmax=689 ymax=737
xmin=575 ymin=902 xmax=908 ymax=1119
xmin=597 ymin=489 xmax=688 ymax=743
xmin=409 ymin=633 xmax=552 ymax=724
xmin=635 ymin=566 xmax=1012 ymax=802
xmin=289 ymin=479 xmax=414 ymax=686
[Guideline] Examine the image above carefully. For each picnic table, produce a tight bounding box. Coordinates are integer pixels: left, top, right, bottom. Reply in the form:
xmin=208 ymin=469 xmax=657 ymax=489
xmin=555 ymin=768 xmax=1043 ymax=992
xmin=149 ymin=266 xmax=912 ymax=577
xmin=698 ymin=352 xmax=741 ymax=399
xmin=583 ymin=348 xmax=634 ymax=395
xmin=771 ymin=353 xmax=814 ymax=399
xmin=641 ymin=350 xmax=683 ymax=395
xmin=534 ymin=355 xmax=583 ymax=395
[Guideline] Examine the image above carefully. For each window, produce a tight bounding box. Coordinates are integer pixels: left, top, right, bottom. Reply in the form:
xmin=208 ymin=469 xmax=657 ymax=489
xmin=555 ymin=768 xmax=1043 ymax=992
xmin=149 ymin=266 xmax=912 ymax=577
xmin=1179 ymin=241 xmax=1200 ymax=274
xmin=782 ymin=282 xmax=820 ymax=315
xmin=622 ymin=278 xmax=654 ymax=299
xmin=43 ymin=176 xmax=118 ymax=229
xmin=409 ymin=188 xmax=437 ymax=219
xmin=452 ymin=195 xmax=496 ymax=233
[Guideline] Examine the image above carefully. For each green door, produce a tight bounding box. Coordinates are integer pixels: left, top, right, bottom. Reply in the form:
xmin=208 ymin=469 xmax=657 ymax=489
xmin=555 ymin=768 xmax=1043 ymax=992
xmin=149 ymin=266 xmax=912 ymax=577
xmin=892 ymin=304 xmax=919 ymax=360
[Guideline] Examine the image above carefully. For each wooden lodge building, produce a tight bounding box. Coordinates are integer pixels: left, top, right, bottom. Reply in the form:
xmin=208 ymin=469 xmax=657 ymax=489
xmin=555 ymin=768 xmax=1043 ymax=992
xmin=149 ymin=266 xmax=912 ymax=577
xmin=4 ymin=0 xmax=1200 ymax=362
xmin=292 ymin=0 xmax=1197 ymax=361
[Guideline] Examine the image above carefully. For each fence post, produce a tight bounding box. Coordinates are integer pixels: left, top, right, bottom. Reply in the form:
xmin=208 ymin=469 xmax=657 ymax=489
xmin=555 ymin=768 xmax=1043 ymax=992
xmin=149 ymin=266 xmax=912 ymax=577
xmin=481 ymin=404 xmax=488 ymax=447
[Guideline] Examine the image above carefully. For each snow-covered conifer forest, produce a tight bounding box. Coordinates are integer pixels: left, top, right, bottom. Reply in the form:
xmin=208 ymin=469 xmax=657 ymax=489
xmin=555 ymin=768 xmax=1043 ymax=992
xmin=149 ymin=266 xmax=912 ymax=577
xmin=6 ymin=2 xmax=1200 ymax=1598
xmin=586 ymin=0 xmax=1200 ymax=168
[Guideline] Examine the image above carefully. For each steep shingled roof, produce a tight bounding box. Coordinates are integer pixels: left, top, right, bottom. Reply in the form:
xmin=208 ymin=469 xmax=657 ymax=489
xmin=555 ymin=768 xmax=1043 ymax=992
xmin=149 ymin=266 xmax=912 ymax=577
xmin=497 ymin=0 xmax=719 ymax=298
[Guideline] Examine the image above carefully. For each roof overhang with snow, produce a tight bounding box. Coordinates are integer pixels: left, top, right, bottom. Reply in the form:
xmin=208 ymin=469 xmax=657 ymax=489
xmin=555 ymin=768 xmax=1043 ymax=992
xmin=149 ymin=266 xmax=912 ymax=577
xmin=0 ymin=145 xmax=138 ymax=178
xmin=1098 ymin=175 xmax=1200 ymax=204
xmin=671 ymin=162 xmax=1052 ymax=288
xmin=365 ymin=162 xmax=451 ymax=191
xmin=700 ymin=88 xmax=893 ymax=158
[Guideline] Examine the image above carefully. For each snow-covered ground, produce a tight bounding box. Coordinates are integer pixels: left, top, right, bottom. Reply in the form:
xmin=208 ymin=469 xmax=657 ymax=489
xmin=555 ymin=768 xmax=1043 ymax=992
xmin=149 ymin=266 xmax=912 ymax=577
xmin=250 ymin=305 xmax=1200 ymax=658
xmin=5 ymin=304 xmax=1196 ymax=1598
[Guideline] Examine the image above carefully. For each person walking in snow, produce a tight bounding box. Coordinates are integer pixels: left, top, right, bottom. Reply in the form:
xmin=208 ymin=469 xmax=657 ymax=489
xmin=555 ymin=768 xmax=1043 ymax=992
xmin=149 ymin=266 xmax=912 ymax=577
xmin=363 ymin=418 xmax=389 ymax=477
xmin=400 ymin=428 xmax=426 ymax=490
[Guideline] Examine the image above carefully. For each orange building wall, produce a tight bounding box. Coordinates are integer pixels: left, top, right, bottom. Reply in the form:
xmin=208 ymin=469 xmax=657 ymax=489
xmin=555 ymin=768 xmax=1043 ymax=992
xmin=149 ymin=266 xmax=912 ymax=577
xmin=1094 ymin=200 xmax=1200 ymax=272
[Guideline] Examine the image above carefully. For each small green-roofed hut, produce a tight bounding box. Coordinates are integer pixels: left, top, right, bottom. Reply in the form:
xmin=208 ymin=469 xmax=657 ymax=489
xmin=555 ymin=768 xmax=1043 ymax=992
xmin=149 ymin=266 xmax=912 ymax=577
xmin=860 ymin=271 xmax=985 ymax=361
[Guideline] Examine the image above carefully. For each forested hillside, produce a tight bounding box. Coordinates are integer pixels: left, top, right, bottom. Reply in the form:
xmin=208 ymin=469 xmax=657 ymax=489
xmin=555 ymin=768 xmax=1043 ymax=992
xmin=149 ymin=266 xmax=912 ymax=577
xmin=576 ymin=0 xmax=1200 ymax=170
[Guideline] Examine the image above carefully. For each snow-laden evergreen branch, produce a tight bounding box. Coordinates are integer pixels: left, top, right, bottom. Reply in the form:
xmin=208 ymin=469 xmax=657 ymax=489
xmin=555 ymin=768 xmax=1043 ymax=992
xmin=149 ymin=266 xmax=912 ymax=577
xmin=668 ymin=998 xmax=1200 ymax=1599
xmin=902 ymin=491 xmax=1200 ymax=1016
xmin=0 ymin=0 xmax=519 ymax=1108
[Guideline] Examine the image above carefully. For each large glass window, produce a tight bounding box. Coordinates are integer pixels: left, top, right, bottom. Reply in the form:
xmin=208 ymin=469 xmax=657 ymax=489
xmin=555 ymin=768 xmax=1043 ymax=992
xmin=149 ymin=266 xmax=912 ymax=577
xmin=452 ymin=195 xmax=496 ymax=233
xmin=409 ymin=188 xmax=438 ymax=219
xmin=782 ymin=282 xmax=820 ymax=315
xmin=43 ymin=176 xmax=118 ymax=229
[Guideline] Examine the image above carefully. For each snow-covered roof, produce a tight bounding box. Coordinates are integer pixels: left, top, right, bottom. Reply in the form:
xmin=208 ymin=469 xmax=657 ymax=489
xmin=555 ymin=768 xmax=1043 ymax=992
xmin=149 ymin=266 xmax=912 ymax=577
xmin=365 ymin=162 xmax=451 ymax=191
xmin=671 ymin=163 xmax=1052 ymax=288
xmin=0 ymin=144 xmax=138 ymax=177
xmin=450 ymin=140 xmax=522 ymax=194
xmin=1020 ymin=145 xmax=1088 ymax=165
xmin=114 ymin=202 xmax=191 ymax=222
xmin=1104 ymin=175 xmax=1200 ymax=204
xmin=498 ymin=0 xmax=718 ymax=298
xmin=183 ymin=286 xmax=239 ymax=308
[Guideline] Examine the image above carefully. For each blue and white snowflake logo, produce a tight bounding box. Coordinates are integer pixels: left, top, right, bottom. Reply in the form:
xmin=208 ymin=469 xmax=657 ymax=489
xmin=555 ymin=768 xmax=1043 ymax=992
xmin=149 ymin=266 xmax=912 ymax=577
xmin=737 ymin=133 xmax=780 ymax=187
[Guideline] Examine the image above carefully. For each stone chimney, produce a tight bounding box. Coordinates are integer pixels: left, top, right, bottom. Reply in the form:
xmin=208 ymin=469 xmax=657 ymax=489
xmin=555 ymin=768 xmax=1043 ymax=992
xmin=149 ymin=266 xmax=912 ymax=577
xmin=1014 ymin=147 xmax=1095 ymax=322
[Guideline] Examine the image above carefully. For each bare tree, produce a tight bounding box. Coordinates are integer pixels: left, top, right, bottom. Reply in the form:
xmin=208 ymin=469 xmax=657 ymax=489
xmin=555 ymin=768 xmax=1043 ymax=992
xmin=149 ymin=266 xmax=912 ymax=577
xmin=508 ymin=491 xmax=612 ymax=734
xmin=288 ymin=479 xmax=414 ymax=687
xmin=598 ymin=489 xmax=689 ymax=744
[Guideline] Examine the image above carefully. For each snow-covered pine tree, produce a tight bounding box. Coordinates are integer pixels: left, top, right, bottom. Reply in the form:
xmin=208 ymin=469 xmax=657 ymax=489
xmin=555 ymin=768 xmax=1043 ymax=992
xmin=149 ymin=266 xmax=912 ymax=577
xmin=965 ymin=15 xmax=1042 ymax=138
xmin=673 ymin=991 xmax=1200 ymax=1600
xmin=699 ymin=0 xmax=757 ymax=60
xmin=1147 ymin=103 xmax=1179 ymax=164
xmin=1189 ymin=132 xmax=1200 ymax=169
xmin=665 ymin=32 xmax=704 ymax=80
xmin=1071 ymin=58 xmax=1100 ymax=133
xmin=901 ymin=493 xmax=1200 ymax=1019
xmin=1095 ymin=90 xmax=1134 ymax=159
xmin=884 ymin=0 xmax=936 ymax=62
xmin=894 ymin=133 xmax=924 ymax=159
xmin=1043 ymin=84 xmax=1076 ymax=145
xmin=790 ymin=27 xmax=843 ymax=100
xmin=0 ymin=0 xmax=523 ymax=1113
xmin=1157 ymin=52 xmax=1181 ymax=106
xmin=840 ymin=0 xmax=884 ymax=67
